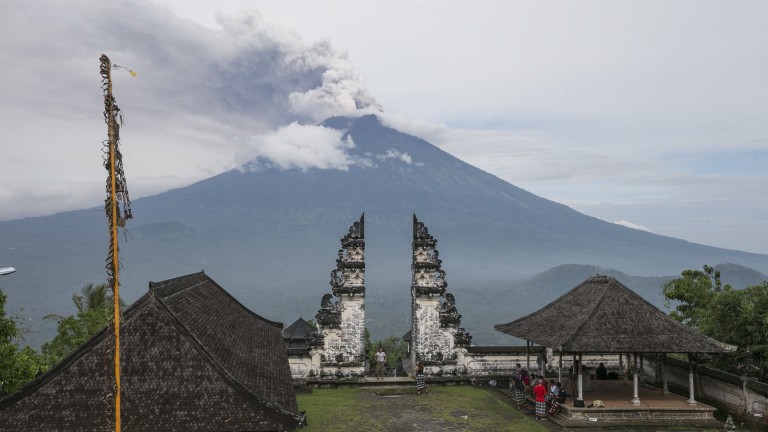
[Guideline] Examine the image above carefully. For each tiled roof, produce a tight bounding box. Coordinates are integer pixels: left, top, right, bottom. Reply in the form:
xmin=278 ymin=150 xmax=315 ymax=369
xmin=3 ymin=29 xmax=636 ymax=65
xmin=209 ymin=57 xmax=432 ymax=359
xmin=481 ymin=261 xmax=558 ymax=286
xmin=283 ymin=317 xmax=312 ymax=342
xmin=283 ymin=317 xmax=313 ymax=351
xmin=0 ymin=272 xmax=303 ymax=431
xmin=495 ymin=275 xmax=735 ymax=354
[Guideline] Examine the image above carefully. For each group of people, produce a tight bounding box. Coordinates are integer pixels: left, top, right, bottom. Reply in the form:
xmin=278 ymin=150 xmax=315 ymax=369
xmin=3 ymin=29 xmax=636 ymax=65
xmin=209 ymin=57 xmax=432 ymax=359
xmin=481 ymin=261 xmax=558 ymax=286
xmin=510 ymin=366 xmax=562 ymax=420
xmin=533 ymin=378 xmax=563 ymax=420
xmin=377 ymin=349 xmax=568 ymax=413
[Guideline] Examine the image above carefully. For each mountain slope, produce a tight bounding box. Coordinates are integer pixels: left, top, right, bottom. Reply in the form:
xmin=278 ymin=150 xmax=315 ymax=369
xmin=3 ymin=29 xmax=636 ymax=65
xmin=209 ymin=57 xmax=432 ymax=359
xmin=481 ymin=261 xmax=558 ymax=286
xmin=1 ymin=114 xmax=766 ymax=346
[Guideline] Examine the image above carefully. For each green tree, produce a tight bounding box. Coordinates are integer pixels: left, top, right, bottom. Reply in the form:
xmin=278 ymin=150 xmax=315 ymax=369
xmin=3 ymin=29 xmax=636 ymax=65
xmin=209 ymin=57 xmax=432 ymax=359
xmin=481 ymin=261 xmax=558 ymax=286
xmin=0 ymin=290 xmax=43 ymax=395
xmin=41 ymin=283 xmax=123 ymax=368
xmin=662 ymin=264 xmax=722 ymax=328
xmin=663 ymin=265 xmax=768 ymax=380
xmin=369 ymin=335 xmax=409 ymax=368
xmin=363 ymin=328 xmax=372 ymax=356
xmin=72 ymin=282 xmax=113 ymax=314
xmin=703 ymin=282 xmax=768 ymax=377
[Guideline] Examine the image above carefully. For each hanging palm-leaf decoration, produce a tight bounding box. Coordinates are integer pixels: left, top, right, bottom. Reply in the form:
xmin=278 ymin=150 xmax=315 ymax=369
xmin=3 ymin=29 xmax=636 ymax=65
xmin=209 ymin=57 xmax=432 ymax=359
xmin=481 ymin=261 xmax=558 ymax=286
xmin=100 ymin=53 xmax=133 ymax=432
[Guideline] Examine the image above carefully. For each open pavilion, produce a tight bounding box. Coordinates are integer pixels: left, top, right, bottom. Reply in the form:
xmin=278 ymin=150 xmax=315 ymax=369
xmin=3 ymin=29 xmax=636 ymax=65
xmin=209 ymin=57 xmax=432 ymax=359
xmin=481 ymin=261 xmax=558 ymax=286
xmin=495 ymin=275 xmax=735 ymax=427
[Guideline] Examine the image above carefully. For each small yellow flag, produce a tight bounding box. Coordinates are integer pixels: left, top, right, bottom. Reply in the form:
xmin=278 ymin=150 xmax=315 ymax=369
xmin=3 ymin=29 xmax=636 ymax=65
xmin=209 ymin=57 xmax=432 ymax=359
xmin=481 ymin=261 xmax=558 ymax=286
xmin=113 ymin=64 xmax=137 ymax=77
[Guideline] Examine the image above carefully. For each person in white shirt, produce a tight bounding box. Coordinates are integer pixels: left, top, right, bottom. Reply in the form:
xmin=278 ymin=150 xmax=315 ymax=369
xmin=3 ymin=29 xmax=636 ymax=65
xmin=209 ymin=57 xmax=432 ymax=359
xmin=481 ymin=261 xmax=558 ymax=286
xmin=374 ymin=347 xmax=388 ymax=379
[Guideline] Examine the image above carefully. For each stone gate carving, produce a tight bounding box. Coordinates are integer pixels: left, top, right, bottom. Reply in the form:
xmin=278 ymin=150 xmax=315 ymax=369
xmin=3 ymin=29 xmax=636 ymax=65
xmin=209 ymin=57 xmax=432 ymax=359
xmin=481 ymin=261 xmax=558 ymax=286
xmin=410 ymin=214 xmax=472 ymax=377
xmin=304 ymin=214 xmax=366 ymax=381
xmin=286 ymin=213 xmax=521 ymax=384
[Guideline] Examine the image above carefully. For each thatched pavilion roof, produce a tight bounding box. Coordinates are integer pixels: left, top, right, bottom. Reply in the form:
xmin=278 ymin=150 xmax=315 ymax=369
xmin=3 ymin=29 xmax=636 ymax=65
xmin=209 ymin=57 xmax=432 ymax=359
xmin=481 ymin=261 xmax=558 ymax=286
xmin=0 ymin=272 xmax=304 ymax=431
xmin=494 ymin=275 xmax=735 ymax=354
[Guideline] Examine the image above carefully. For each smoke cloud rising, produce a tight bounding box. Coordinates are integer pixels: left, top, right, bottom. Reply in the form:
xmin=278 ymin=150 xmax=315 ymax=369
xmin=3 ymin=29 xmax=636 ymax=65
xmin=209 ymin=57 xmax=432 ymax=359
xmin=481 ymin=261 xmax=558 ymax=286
xmin=0 ymin=0 xmax=381 ymax=220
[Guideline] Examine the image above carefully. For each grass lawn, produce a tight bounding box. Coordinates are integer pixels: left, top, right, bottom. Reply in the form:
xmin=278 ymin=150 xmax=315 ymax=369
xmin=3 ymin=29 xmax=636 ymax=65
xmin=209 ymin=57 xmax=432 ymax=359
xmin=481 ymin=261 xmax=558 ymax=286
xmin=296 ymin=384 xmax=548 ymax=431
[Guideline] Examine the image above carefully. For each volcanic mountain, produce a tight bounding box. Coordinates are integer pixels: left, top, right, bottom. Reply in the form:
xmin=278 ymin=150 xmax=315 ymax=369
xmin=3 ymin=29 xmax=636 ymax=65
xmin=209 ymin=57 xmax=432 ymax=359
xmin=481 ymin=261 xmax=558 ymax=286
xmin=1 ymin=114 xmax=766 ymax=345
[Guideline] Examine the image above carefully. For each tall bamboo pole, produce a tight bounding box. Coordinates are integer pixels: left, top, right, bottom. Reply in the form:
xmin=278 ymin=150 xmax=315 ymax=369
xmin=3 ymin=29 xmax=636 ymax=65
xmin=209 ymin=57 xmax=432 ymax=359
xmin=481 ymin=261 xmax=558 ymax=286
xmin=101 ymin=54 xmax=132 ymax=432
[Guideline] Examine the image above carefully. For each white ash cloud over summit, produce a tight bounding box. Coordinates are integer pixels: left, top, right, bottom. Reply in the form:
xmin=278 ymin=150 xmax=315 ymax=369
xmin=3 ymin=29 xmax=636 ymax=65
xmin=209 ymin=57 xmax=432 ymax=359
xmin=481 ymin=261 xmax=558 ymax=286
xmin=240 ymin=123 xmax=358 ymax=172
xmin=211 ymin=10 xmax=381 ymax=124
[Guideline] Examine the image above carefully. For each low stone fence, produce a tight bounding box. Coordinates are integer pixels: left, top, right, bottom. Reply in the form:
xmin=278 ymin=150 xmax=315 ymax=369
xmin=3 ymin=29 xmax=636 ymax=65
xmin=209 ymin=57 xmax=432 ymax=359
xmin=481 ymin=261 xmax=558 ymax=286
xmin=463 ymin=346 xmax=537 ymax=381
xmin=641 ymin=356 xmax=768 ymax=427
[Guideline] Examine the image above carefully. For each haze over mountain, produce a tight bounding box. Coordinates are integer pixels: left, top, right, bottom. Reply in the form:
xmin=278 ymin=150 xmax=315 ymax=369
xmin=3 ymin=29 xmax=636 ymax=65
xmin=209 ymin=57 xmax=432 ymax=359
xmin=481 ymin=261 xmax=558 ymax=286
xmin=1 ymin=115 xmax=766 ymax=346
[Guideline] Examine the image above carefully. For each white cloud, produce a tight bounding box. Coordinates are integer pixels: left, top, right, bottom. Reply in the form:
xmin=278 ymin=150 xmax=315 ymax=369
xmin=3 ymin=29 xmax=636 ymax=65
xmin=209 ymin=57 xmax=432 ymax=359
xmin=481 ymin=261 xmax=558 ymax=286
xmin=613 ymin=220 xmax=654 ymax=233
xmin=241 ymin=123 xmax=357 ymax=171
xmin=376 ymin=149 xmax=413 ymax=165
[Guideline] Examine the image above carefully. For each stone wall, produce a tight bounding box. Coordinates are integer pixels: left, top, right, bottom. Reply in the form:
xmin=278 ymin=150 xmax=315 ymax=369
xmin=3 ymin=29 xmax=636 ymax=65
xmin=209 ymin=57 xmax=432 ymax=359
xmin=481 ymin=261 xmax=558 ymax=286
xmin=642 ymin=356 xmax=768 ymax=425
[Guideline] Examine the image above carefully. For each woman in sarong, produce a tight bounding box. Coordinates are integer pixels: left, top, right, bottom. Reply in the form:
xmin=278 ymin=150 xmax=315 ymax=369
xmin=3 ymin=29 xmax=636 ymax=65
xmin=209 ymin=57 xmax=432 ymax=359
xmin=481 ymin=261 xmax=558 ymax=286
xmin=548 ymin=398 xmax=561 ymax=416
xmin=415 ymin=362 xmax=427 ymax=395
xmin=533 ymin=379 xmax=548 ymax=420
xmin=511 ymin=370 xmax=526 ymax=409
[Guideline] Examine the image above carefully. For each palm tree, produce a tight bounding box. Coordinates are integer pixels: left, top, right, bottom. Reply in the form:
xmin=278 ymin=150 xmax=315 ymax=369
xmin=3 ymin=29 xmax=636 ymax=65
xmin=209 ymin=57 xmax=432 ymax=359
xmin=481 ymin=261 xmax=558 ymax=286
xmin=41 ymin=283 xmax=126 ymax=367
xmin=44 ymin=283 xmax=125 ymax=321
xmin=72 ymin=283 xmax=109 ymax=314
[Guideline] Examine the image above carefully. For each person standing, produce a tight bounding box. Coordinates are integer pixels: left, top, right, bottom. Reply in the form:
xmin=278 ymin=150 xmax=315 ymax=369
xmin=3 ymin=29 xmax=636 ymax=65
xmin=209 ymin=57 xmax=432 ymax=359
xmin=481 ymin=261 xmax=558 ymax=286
xmin=522 ymin=369 xmax=531 ymax=395
xmin=374 ymin=347 xmax=388 ymax=379
xmin=533 ymin=379 xmax=548 ymax=421
xmin=415 ymin=362 xmax=427 ymax=395
xmin=596 ymin=362 xmax=608 ymax=380
xmin=511 ymin=369 xmax=526 ymax=409
xmin=548 ymin=381 xmax=563 ymax=417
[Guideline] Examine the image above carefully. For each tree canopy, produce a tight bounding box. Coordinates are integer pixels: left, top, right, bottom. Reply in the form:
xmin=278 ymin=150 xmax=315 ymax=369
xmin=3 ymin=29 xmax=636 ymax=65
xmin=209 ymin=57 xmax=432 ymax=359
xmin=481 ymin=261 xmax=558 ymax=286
xmin=663 ymin=265 xmax=768 ymax=379
xmin=41 ymin=283 xmax=122 ymax=369
xmin=0 ymin=282 xmax=123 ymax=396
xmin=369 ymin=335 xmax=409 ymax=369
xmin=0 ymin=290 xmax=43 ymax=395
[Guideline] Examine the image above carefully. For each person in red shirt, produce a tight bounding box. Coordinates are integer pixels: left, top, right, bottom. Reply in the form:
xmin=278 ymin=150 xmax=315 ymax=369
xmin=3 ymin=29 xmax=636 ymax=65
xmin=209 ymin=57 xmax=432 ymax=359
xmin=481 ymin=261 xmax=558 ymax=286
xmin=533 ymin=379 xmax=548 ymax=420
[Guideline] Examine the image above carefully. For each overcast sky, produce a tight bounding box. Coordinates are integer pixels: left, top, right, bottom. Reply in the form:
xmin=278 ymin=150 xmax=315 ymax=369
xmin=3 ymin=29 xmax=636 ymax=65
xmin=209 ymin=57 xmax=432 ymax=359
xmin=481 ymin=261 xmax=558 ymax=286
xmin=1 ymin=0 xmax=767 ymax=254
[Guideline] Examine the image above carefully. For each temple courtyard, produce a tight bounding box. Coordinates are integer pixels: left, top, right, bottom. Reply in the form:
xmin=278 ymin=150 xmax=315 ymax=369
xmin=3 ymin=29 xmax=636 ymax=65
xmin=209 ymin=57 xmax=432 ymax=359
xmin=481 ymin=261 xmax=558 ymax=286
xmin=295 ymin=383 xmax=742 ymax=431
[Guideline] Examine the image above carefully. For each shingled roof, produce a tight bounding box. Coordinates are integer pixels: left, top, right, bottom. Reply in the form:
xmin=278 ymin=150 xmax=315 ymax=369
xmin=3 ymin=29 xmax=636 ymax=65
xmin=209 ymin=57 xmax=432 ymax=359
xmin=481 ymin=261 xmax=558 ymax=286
xmin=284 ymin=318 xmax=312 ymax=343
xmin=0 ymin=272 xmax=304 ymax=431
xmin=494 ymin=275 xmax=735 ymax=354
xmin=283 ymin=317 xmax=313 ymax=354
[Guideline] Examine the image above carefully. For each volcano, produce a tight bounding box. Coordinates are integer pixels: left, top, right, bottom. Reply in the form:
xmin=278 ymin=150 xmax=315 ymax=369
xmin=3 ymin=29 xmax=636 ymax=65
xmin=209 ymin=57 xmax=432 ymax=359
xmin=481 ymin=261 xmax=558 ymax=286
xmin=2 ymin=114 xmax=766 ymax=345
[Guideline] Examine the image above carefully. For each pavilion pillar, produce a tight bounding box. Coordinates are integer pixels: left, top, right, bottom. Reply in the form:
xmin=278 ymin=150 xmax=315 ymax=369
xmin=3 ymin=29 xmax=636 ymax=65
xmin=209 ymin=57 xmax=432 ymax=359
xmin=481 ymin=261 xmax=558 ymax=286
xmin=526 ymin=341 xmax=530 ymax=373
xmin=631 ymin=353 xmax=641 ymax=405
xmin=558 ymin=352 xmax=562 ymax=383
xmin=577 ymin=353 xmax=584 ymax=402
xmin=661 ymin=354 xmax=670 ymax=395
xmin=687 ymin=354 xmax=697 ymax=405
xmin=626 ymin=354 xmax=632 ymax=379
xmin=540 ymin=347 xmax=545 ymax=378
xmin=618 ymin=352 xmax=623 ymax=378
xmin=572 ymin=354 xmax=577 ymax=400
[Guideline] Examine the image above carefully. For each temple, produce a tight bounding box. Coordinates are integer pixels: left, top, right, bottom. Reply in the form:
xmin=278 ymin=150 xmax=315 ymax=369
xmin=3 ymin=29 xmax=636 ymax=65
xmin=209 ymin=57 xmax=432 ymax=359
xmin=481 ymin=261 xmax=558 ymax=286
xmin=282 ymin=214 xmax=732 ymax=431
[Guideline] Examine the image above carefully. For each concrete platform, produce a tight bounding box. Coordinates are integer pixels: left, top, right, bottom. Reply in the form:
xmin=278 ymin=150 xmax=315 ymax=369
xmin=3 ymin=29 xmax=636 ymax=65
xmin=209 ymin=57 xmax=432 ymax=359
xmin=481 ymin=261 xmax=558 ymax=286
xmin=502 ymin=380 xmax=724 ymax=429
xmin=361 ymin=377 xmax=415 ymax=385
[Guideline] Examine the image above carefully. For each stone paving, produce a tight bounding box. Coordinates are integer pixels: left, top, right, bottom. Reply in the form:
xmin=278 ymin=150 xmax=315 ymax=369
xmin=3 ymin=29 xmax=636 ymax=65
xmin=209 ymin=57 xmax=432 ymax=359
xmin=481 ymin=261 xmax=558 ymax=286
xmin=565 ymin=379 xmax=703 ymax=408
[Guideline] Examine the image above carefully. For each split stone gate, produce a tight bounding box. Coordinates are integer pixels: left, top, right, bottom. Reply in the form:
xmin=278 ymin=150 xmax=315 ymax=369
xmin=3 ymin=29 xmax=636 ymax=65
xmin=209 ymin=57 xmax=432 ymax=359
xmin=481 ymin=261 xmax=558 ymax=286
xmin=287 ymin=214 xmax=522 ymax=383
